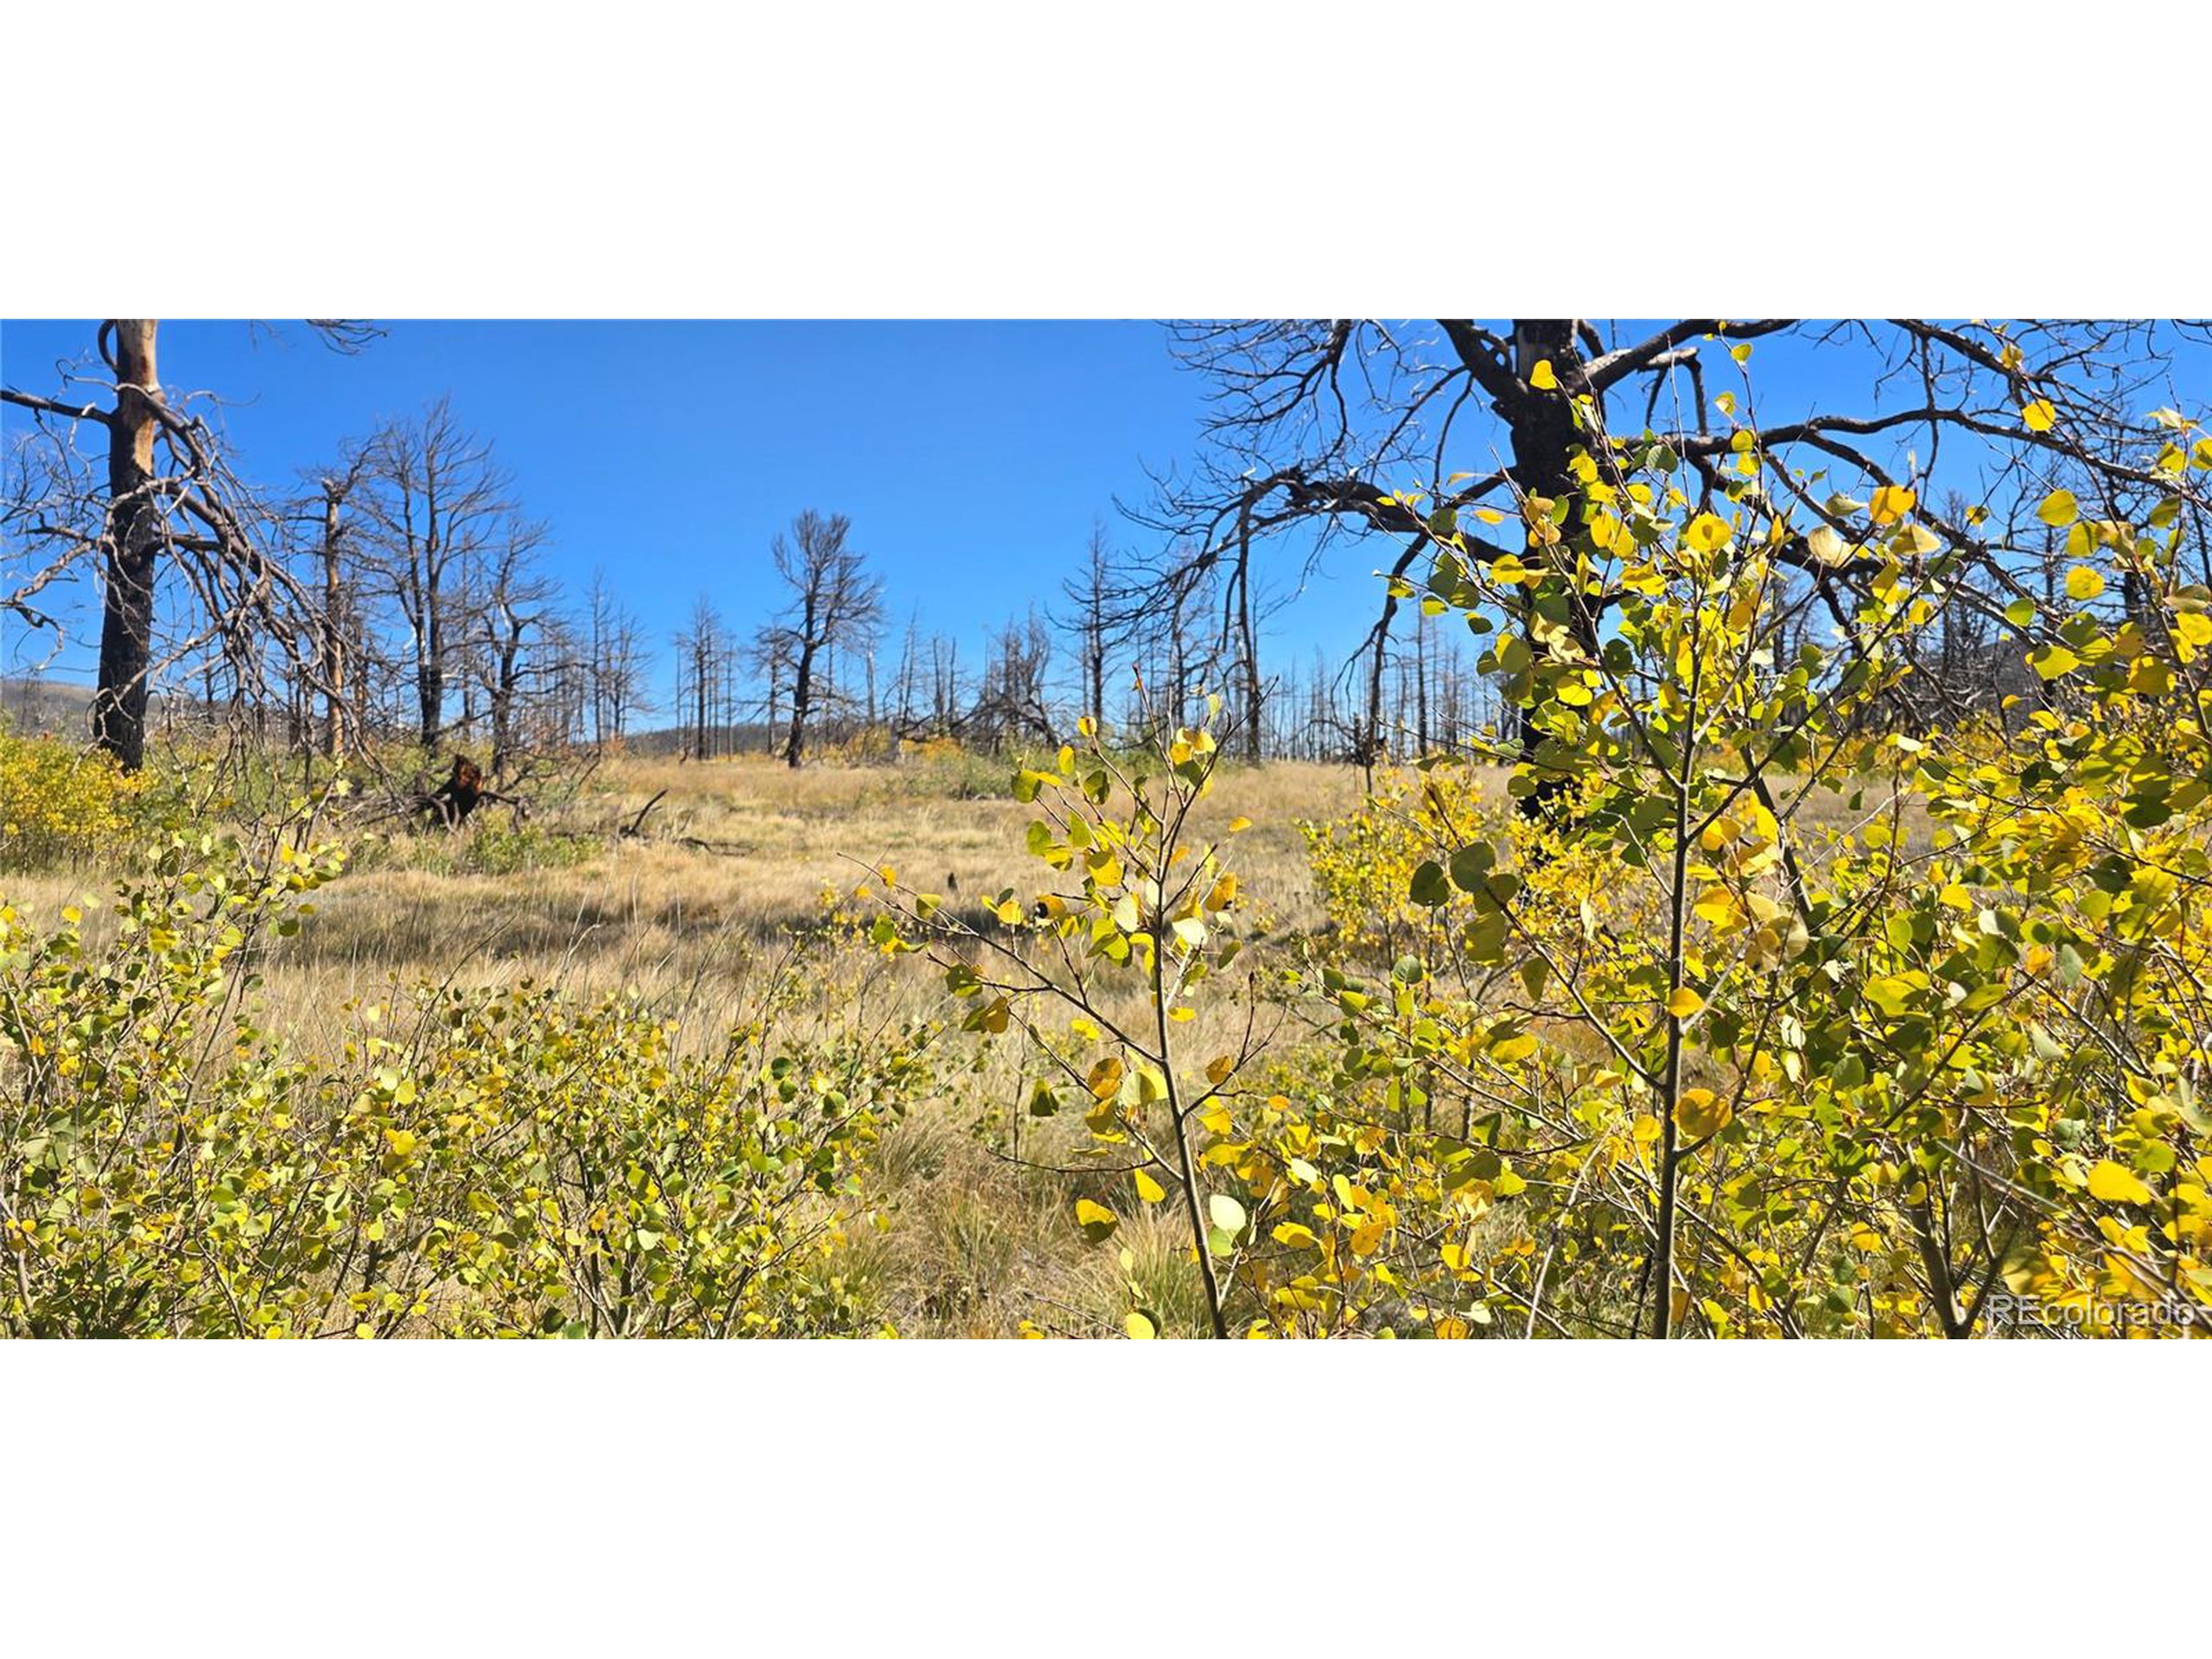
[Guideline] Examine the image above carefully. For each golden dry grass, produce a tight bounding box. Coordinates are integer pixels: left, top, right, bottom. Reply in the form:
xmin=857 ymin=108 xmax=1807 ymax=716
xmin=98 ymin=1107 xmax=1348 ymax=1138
xmin=0 ymin=750 xmax=1371 ymax=1336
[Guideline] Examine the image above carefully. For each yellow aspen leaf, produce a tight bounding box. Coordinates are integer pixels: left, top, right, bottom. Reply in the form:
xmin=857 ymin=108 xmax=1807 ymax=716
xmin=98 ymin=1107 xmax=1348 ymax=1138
xmin=1867 ymin=485 xmax=1916 ymax=526
xmin=1124 ymin=1311 xmax=1157 ymax=1339
xmin=2037 ymin=488 xmax=2079 ymax=526
xmin=2029 ymin=645 xmax=2080 ymax=680
xmin=1074 ymin=1198 xmax=1120 ymax=1241
xmin=1667 ymin=988 xmax=1705 ymax=1020
xmin=1529 ymin=359 xmax=1558 ymax=390
xmin=2065 ymin=566 xmax=2105 ymax=601
xmin=1226 ymin=817 xmax=1252 ymax=833
xmin=1086 ymin=1056 xmax=1124 ymax=1099
xmin=2022 ymin=398 xmax=2057 ymax=432
xmin=1674 ymin=1088 xmax=1732 ymax=1140
xmin=2087 ymin=1160 xmax=2152 ymax=1205
xmin=1133 ymin=1168 xmax=1167 ymax=1205
xmin=1684 ymin=512 xmax=1732 ymax=553
xmin=1205 ymin=1053 xmax=1235 ymax=1087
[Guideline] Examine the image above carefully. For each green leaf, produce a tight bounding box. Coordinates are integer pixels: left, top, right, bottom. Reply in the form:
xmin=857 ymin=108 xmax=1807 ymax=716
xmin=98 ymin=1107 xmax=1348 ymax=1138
xmin=1447 ymin=841 xmax=1496 ymax=893
xmin=1862 ymin=976 xmax=1916 ymax=1018
xmin=1408 ymin=860 xmax=1452 ymax=907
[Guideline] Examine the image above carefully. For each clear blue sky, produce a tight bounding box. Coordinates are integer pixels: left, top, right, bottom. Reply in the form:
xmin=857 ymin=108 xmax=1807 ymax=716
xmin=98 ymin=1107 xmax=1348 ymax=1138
xmin=1 ymin=320 xmax=1238 ymax=708
xmin=5 ymin=320 xmax=2208 ymax=719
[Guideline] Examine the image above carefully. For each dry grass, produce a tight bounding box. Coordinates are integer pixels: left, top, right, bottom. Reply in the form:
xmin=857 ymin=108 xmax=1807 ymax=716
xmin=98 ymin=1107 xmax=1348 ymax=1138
xmin=0 ymin=751 xmax=1370 ymax=1336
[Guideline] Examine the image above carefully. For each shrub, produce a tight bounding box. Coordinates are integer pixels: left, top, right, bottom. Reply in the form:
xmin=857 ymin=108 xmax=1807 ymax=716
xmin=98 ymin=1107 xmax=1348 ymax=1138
xmin=0 ymin=830 xmax=938 ymax=1337
xmin=0 ymin=730 xmax=144 ymax=870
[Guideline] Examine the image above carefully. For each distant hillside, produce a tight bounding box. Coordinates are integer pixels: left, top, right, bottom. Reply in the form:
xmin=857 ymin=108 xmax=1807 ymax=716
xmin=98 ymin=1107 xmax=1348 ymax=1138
xmin=0 ymin=677 xmax=96 ymax=736
xmin=0 ymin=677 xmax=206 ymax=740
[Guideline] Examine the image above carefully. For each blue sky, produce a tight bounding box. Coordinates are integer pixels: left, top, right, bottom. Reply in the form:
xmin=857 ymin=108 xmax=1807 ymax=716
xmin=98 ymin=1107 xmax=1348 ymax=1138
xmin=5 ymin=320 xmax=2208 ymax=719
xmin=1 ymin=320 xmax=1231 ymax=705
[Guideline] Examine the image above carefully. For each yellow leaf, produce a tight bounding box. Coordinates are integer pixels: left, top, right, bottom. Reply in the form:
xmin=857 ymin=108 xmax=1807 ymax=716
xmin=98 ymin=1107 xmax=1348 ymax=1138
xmin=1867 ymin=485 xmax=1917 ymax=526
xmin=2087 ymin=1160 xmax=2152 ymax=1205
xmin=1205 ymin=1054 xmax=1235 ymax=1087
xmin=1086 ymin=1056 xmax=1124 ymax=1099
xmin=2022 ymin=398 xmax=2056 ymax=433
xmin=2030 ymin=645 xmax=2080 ymax=680
xmin=1806 ymin=525 xmax=1851 ymax=566
xmin=2037 ymin=488 xmax=2078 ymax=527
xmin=1684 ymin=512 xmax=1733 ymax=554
xmin=1674 ymin=1088 xmax=1732 ymax=1140
xmin=1667 ymin=988 xmax=1705 ymax=1020
xmin=1124 ymin=1311 xmax=1157 ymax=1339
xmin=1074 ymin=1198 xmax=1120 ymax=1240
xmin=2065 ymin=566 xmax=2105 ymax=601
xmin=1529 ymin=359 xmax=1558 ymax=391
xmin=1133 ymin=1168 xmax=1167 ymax=1205
xmin=1692 ymin=887 xmax=1741 ymax=930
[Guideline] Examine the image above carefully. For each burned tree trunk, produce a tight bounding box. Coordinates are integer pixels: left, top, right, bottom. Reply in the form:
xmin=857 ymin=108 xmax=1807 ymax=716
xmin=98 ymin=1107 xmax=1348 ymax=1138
xmin=420 ymin=755 xmax=486 ymax=828
xmin=92 ymin=321 xmax=163 ymax=772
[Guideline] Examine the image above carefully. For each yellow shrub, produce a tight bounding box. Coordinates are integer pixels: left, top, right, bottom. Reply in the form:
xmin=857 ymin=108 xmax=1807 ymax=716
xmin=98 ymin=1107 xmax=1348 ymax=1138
xmin=0 ymin=731 xmax=143 ymax=869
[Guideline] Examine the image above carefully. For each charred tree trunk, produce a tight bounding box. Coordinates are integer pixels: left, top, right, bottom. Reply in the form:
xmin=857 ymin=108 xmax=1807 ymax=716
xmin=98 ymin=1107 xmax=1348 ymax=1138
xmin=1503 ymin=319 xmax=1594 ymax=823
xmin=785 ymin=638 xmax=816 ymax=768
xmin=92 ymin=321 xmax=162 ymax=771
xmin=1235 ymin=550 xmax=1262 ymax=763
xmin=321 ymin=482 xmax=346 ymax=760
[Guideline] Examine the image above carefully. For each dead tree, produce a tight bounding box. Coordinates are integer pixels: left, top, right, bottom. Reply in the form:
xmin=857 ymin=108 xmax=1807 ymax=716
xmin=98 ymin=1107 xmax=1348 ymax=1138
xmin=1140 ymin=319 xmax=2212 ymax=810
xmin=353 ymin=396 xmax=514 ymax=755
xmin=1055 ymin=521 xmax=1124 ymax=736
xmin=756 ymin=511 xmax=883 ymax=768
xmin=2 ymin=320 xmax=373 ymax=769
xmin=469 ymin=515 xmax=556 ymax=778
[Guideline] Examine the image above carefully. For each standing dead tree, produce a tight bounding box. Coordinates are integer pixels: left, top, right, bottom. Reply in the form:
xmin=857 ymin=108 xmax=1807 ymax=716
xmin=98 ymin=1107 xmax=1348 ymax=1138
xmin=755 ymin=511 xmax=883 ymax=768
xmin=467 ymin=514 xmax=557 ymax=779
xmin=966 ymin=609 xmax=1059 ymax=751
xmin=1054 ymin=521 xmax=1127 ymax=738
xmin=352 ymin=396 xmax=514 ymax=756
xmin=2 ymin=320 xmax=373 ymax=769
xmin=675 ymin=594 xmax=728 ymax=760
xmin=1138 ymin=319 xmax=2212 ymax=810
xmin=585 ymin=570 xmax=649 ymax=749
